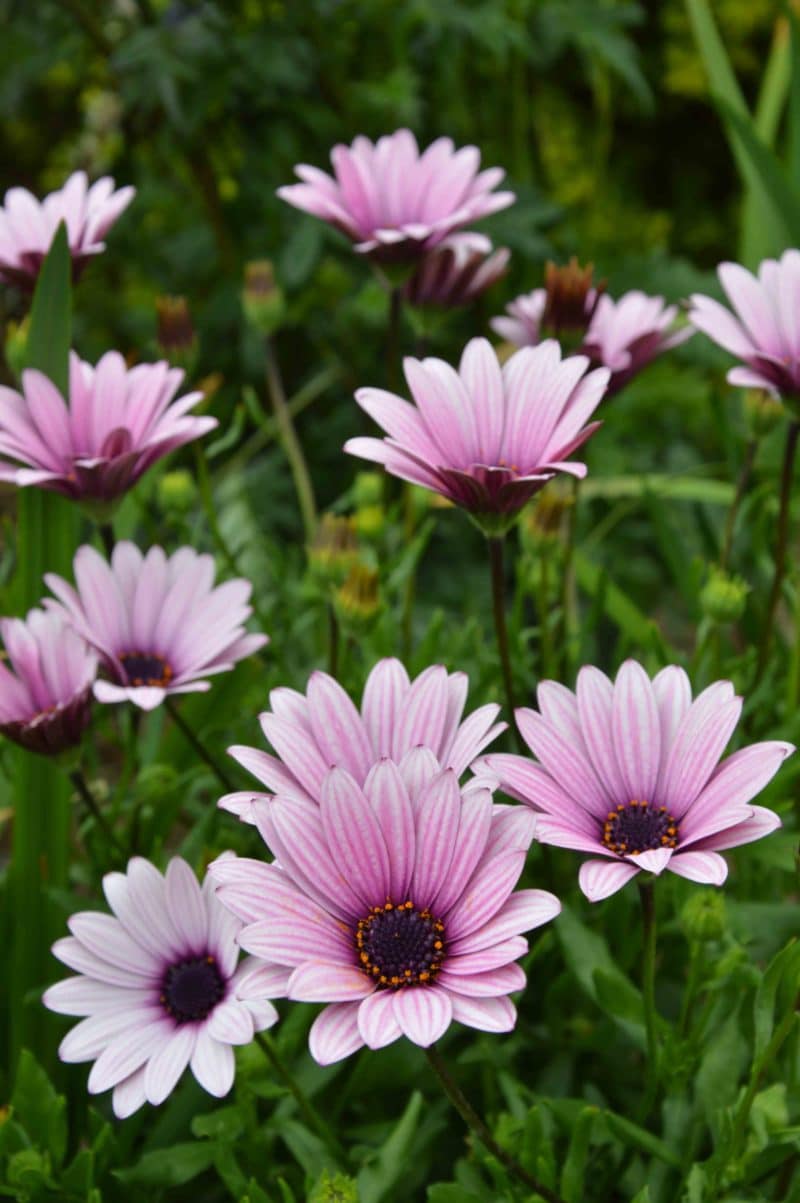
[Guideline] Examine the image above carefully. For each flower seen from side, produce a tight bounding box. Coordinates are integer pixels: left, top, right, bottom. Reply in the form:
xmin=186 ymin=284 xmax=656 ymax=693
xmin=44 ymin=543 xmax=268 ymax=711
xmin=481 ymin=660 xmax=793 ymax=901
xmin=211 ymin=762 xmax=560 ymax=1064
xmin=404 ymin=233 xmax=510 ymax=309
xmin=43 ymin=855 xmax=277 ymax=1117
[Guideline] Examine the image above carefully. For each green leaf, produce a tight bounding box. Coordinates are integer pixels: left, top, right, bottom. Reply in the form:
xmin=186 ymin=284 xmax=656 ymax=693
xmin=630 ymin=1188 xmax=651 ymax=1203
xmin=593 ymin=968 xmax=645 ymax=1046
xmin=114 ymin=1141 xmax=217 ymax=1187
xmin=603 ymin=1111 xmax=681 ymax=1169
xmin=573 ymin=554 xmax=667 ymax=660
xmin=22 ymin=222 xmax=71 ymax=394
xmin=427 ymin=1188 xmax=485 ymax=1203
xmin=581 ymin=475 xmax=734 ymax=506
xmin=696 ymin=1006 xmax=749 ymax=1122
xmin=358 ymin=1091 xmax=424 ymax=1203
xmin=560 ymin=1105 xmax=598 ymax=1203
xmin=754 ymin=938 xmax=800 ymax=1060
xmin=789 ymin=10 xmax=800 ymax=189
xmin=10 ymin=1050 xmax=67 ymax=1168
xmin=713 ymin=97 xmax=800 ymax=245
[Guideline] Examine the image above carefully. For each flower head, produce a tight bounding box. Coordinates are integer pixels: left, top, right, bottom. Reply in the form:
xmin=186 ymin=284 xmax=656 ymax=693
xmin=0 ymin=608 xmax=96 ymax=756
xmin=219 ymin=657 xmax=505 ymax=823
xmin=43 ymin=855 xmax=277 ymax=1117
xmin=404 ymin=233 xmax=510 ymax=309
xmin=277 ymin=130 xmax=514 ymax=262
xmin=481 ymin=661 xmax=794 ymax=901
xmin=493 ymin=283 xmax=690 ymax=396
xmin=0 ymin=352 xmax=216 ymax=512
xmin=44 ymin=543 xmax=268 ymax=712
xmin=689 ymin=252 xmax=800 ymax=400
xmin=345 ymin=336 xmax=608 ymax=533
xmin=211 ymin=763 xmax=560 ymax=1064
xmin=0 ymin=171 xmax=134 ymax=287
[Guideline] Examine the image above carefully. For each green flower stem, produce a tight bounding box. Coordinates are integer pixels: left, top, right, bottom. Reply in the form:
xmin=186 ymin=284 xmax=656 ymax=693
xmin=719 ymin=436 xmax=757 ymax=569
xmin=68 ymin=767 xmax=125 ymax=861
xmin=98 ymin=522 xmax=115 ymax=558
xmin=537 ymin=544 xmax=553 ymax=679
xmin=254 ymin=1031 xmax=344 ymax=1161
xmin=728 ymin=997 xmax=799 ymax=1165
xmin=639 ymin=879 xmax=660 ymax=1117
xmin=488 ymin=536 xmax=518 ymax=738
xmin=678 ymin=940 xmax=704 ymax=1039
xmin=558 ymin=478 xmax=580 ymax=677
xmin=425 ymin=1044 xmax=568 ymax=1203
xmin=264 ymin=337 xmax=317 ymax=542
xmin=164 ymin=697 xmax=235 ymax=793
xmin=328 ymin=601 xmax=340 ymax=677
xmin=755 ymin=419 xmax=799 ymax=685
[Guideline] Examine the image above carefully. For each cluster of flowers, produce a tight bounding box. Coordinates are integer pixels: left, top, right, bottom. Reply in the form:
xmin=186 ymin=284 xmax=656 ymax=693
xmin=0 ymin=133 xmax=795 ymax=1116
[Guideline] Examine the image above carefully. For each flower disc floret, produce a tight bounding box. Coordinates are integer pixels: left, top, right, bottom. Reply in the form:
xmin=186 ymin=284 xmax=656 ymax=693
xmin=356 ymin=900 xmax=446 ymax=988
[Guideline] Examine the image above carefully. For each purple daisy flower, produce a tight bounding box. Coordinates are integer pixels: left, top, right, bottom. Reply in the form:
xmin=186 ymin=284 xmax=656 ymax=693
xmin=403 ymin=233 xmax=510 ymax=309
xmin=481 ymin=661 xmax=794 ymax=901
xmin=44 ymin=543 xmax=268 ymax=712
xmin=43 ymin=855 xmax=277 ymax=1117
xmin=689 ymin=251 xmax=800 ymax=399
xmin=344 ymin=336 xmax=608 ymax=533
xmin=0 ymin=352 xmax=217 ymax=511
xmin=0 ymin=607 xmax=96 ymax=756
xmin=277 ymin=129 xmax=514 ymax=263
xmin=0 ymin=171 xmax=134 ymax=288
xmin=211 ymin=763 xmax=560 ymax=1064
xmin=218 ymin=657 xmax=505 ymax=823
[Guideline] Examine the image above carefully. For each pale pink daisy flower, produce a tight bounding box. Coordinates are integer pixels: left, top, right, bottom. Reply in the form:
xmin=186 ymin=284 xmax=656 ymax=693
xmin=0 ymin=351 xmax=216 ymax=510
xmin=44 ymin=543 xmax=268 ymax=712
xmin=689 ymin=251 xmax=800 ymax=398
xmin=211 ymin=762 xmax=560 ymax=1064
xmin=344 ymin=336 xmax=608 ymax=533
xmin=0 ymin=608 xmax=96 ymax=756
xmin=43 ymin=855 xmax=277 ymax=1118
xmin=404 ymin=233 xmax=510 ymax=309
xmin=219 ymin=657 xmax=505 ymax=823
xmin=277 ymin=130 xmax=514 ymax=262
xmin=0 ymin=171 xmax=134 ymax=287
xmin=481 ymin=660 xmax=794 ymax=902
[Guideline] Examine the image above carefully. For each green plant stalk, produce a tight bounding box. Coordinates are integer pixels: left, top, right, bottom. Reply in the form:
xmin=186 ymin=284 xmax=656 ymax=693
xmin=538 ymin=545 xmax=553 ymax=679
xmin=639 ymin=879 xmax=660 ymax=1118
xmin=68 ymin=767 xmax=124 ymax=860
xmin=254 ymin=1031 xmax=345 ymax=1162
xmin=488 ymin=536 xmax=518 ymax=736
xmin=10 ymin=226 xmax=77 ymax=1072
xmin=755 ymin=419 xmax=800 ymax=685
xmin=264 ymin=337 xmax=317 ymax=542
xmin=165 ymin=697 xmax=235 ymax=793
xmin=425 ymin=1044 xmax=568 ymax=1203
xmin=728 ymin=1000 xmax=799 ymax=1166
xmin=559 ymin=479 xmax=580 ymax=676
xmin=719 ymin=437 xmax=757 ymax=569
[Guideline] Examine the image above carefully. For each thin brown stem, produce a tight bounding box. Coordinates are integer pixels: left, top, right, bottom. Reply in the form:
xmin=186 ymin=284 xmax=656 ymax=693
xmin=255 ymin=1032 xmax=344 ymax=1160
xmin=165 ymin=697 xmax=234 ymax=793
xmin=755 ymin=420 xmax=799 ymax=685
xmin=425 ymin=1045 xmax=567 ymax=1203
xmin=68 ymin=768 xmax=124 ymax=859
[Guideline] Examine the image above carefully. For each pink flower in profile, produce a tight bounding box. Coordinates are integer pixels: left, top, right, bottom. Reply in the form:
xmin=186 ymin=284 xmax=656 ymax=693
xmin=44 ymin=543 xmax=268 ymax=712
xmin=404 ymin=233 xmax=510 ymax=309
xmin=0 ymin=171 xmax=134 ymax=287
xmin=43 ymin=856 xmax=277 ymax=1118
xmin=492 ymin=283 xmax=690 ymax=395
xmin=344 ymin=336 xmax=608 ymax=533
xmin=211 ymin=763 xmax=560 ymax=1064
xmin=481 ymin=661 xmax=793 ymax=902
xmin=277 ymin=130 xmax=514 ymax=262
xmin=0 ymin=352 xmax=216 ymax=511
xmin=689 ymin=251 xmax=800 ymax=398
xmin=219 ymin=657 xmax=505 ymax=823
xmin=0 ymin=608 xmax=96 ymax=756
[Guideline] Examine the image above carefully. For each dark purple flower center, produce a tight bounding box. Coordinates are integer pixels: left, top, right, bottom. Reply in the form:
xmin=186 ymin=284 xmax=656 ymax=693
xmin=602 ymin=800 xmax=679 ymax=856
xmin=356 ymin=900 xmax=446 ymax=989
xmin=119 ymin=651 xmax=174 ymax=688
xmin=160 ymin=954 xmax=225 ymax=1023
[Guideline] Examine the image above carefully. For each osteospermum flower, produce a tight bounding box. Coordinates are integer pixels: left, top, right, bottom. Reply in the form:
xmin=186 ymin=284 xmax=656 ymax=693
xmin=490 ymin=258 xmax=602 ymax=346
xmin=219 ymin=657 xmax=505 ymax=823
xmin=0 ymin=352 xmax=216 ymax=511
xmin=344 ymin=336 xmax=608 ymax=532
xmin=0 ymin=608 xmax=96 ymax=756
xmin=481 ymin=661 xmax=794 ymax=901
xmin=44 ymin=543 xmax=268 ymax=711
xmin=492 ymin=278 xmax=690 ymax=396
xmin=404 ymin=233 xmax=510 ymax=309
xmin=43 ymin=856 xmax=277 ymax=1117
xmin=689 ymin=251 xmax=800 ymax=399
xmin=0 ymin=171 xmax=134 ymax=287
xmin=211 ymin=763 xmax=560 ymax=1064
xmin=277 ymin=129 xmax=514 ymax=262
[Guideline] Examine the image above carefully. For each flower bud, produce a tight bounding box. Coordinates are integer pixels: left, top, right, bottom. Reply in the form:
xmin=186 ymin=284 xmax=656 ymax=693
xmin=679 ymin=890 xmax=727 ymax=943
xmin=7 ymin=1149 xmax=50 ymax=1191
xmin=4 ymin=317 xmax=29 ymax=380
xmin=354 ymin=503 xmax=385 ymax=539
xmin=744 ymin=388 xmax=786 ymax=436
xmin=542 ymin=256 xmax=604 ymax=336
xmin=334 ymin=563 xmax=381 ymax=625
xmin=352 ymin=471 xmax=384 ymax=508
xmin=520 ymin=479 xmax=574 ymax=550
xmin=309 ymin=1172 xmax=359 ymax=1203
xmin=157 ymin=469 xmax=197 ymax=515
xmin=700 ymin=567 xmax=749 ymax=624
xmin=308 ymin=514 xmax=359 ymax=585
xmin=156 ymin=295 xmax=197 ymax=371
xmin=242 ymin=260 xmax=286 ymax=337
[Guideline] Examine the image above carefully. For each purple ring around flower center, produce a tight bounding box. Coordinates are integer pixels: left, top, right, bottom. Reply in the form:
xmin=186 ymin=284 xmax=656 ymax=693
xmin=119 ymin=651 xmax=174 ymax=688
xmin=356 ymin=900 xmax=446 ymax=989
xmin=602 ymin=800 xmax=679 ymax=856
xmin=159 ymin=954 xmax=225 ymax=1023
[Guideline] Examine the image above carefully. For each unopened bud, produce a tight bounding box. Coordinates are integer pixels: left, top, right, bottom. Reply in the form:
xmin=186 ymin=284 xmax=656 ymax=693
xmin=308 ymin=514 xmax=359 ymax=584
xmin=242 ymin=259 xmax=286 ymax=336
xmin=700 ymin=567 xmax=749 ymax=624
xmin=354 ymin=503 xmax=385 ymax=539
xmin=4 ymin=318 xmax=29 ymax=381
xmin=156 ymin=295 xmax=197 ymax=370
xmin=520 ymin=479 xmax=574 ymax=550
xmin=308 ymin=1171 xmax=359 ymax=1203
xmin=745 ymin=388 xmax=786 ymax=436
xmin=157 ymin=469 xmax=197 ymax=514
xmin=680 ymin=890 xmax=727 ymax=943
xmin=543 ymin=256 xmax=604 ymax=335
xmin=334 ymin=563 xmax=380 ymax=624
xmin=352 ymin=471 xmax=384 ymax=508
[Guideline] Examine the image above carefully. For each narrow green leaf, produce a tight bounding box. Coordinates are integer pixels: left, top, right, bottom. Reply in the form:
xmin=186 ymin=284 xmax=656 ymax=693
xmin=754 ymin=938 xmax=800 ymax=1060
xmin=114 ymin=1142 xmax=217 ymax=1187
xmin=789 ymin=10 xmax=800 ymax=189
xmin=22 ymin=223 xmax=71 ymax=395
xmin=560 ymin=1105 xmax=598 ymax=1203
xmin=573 ymin=552 xmax=667 ymax=658
xmin=604 ymin=1112 xmax=682 ymax=1169
xmin=358 ymin=1091 xmax=424 ymax=1203
xmin=714 ymin=96 xmax=800 ymax=245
